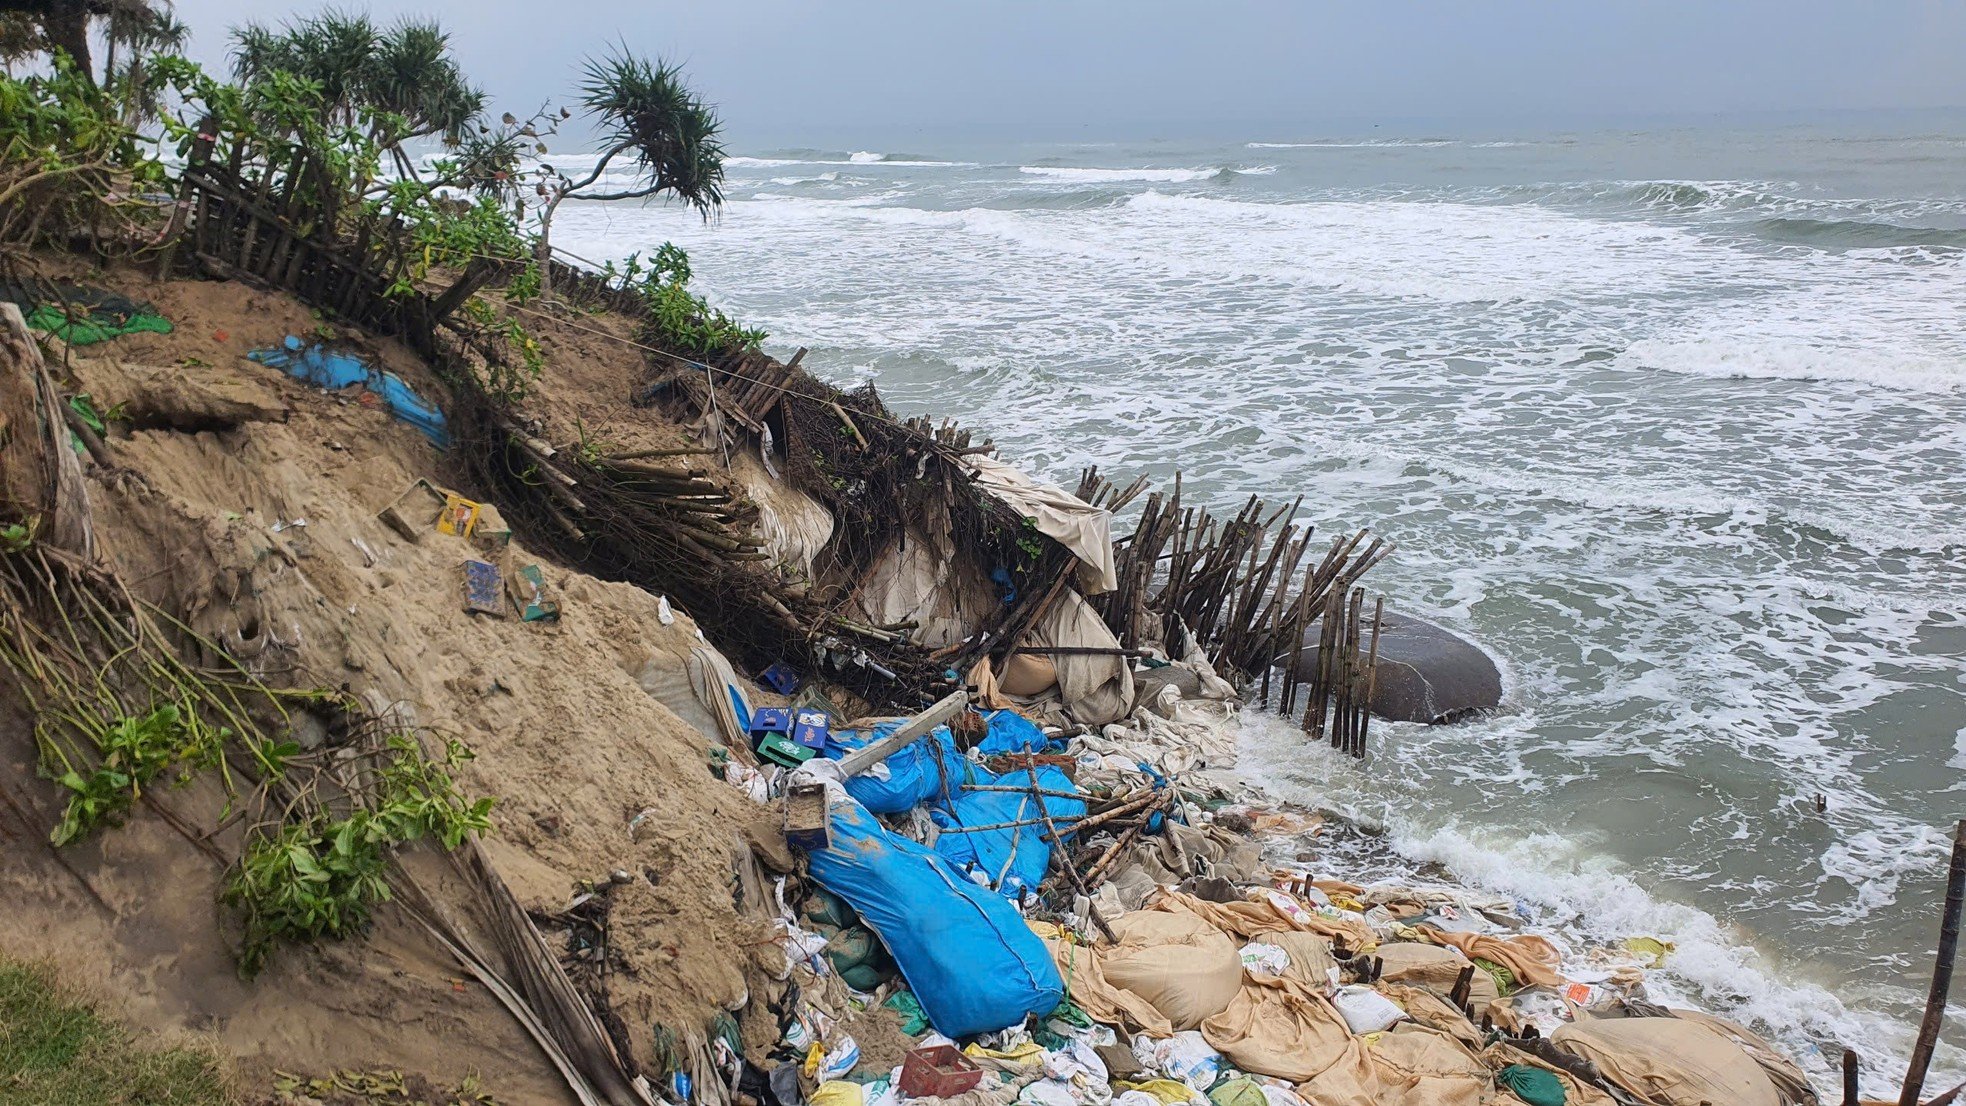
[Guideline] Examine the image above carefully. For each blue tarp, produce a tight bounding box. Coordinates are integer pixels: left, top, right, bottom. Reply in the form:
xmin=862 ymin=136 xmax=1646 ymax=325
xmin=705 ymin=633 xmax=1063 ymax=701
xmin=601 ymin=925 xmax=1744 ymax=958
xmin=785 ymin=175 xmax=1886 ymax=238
xmin=931 ymin=766 xmax=1084 ymax=899
xmin=825 ymin=722 xmax=974 ymax=814
xmin=250 ymin=336 xmax=448 ymax=447
xmin=975 ymin=710 xmax=1053 ymax=756
xmin=806 ymin=797 xmax=1064 ymax=1038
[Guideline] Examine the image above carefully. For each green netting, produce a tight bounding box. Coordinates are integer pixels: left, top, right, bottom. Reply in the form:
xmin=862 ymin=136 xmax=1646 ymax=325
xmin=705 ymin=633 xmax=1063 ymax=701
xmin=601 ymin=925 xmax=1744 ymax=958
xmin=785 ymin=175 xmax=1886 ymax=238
xmin=25 ymin=303 xmax=173 ymax=346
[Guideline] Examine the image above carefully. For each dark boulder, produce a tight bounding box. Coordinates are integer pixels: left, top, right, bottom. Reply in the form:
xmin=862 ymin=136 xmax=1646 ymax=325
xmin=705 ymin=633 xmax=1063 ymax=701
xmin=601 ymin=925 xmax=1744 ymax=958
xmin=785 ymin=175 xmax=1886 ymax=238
xmin=1292 ymin=611 xmax=1502 ymax=724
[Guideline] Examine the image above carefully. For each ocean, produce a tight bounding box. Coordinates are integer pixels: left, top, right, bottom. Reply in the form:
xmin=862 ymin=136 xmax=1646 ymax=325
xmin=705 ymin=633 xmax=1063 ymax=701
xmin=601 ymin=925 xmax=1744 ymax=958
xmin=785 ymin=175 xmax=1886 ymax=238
xmin=552 ymin=119 xmax=1966 ymax=1096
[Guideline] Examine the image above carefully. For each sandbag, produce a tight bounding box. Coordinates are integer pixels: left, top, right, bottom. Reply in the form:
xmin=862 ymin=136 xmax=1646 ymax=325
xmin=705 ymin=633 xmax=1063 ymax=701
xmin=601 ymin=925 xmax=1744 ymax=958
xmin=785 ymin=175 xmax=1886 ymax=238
xmin=1099 ymin=912 xmax=1244 ymax=1032
xmin=932 ymin=766 xmax=1084 ymax=897
xmin=805 ymin=797 xmax=1063 ymax=1037
xmin=1198 ymin=976 xmax=1369 ymax=1090
xmin=1252 ymin=929 xmax=1336 ymax=989
xmin=1375 ymin=942 xmax=1501 ymax=1009
xmin=1001 ymin=653 xmax=1059 ymax=696
xmin=826 ymin=723 xmax=973 ymax=813
xmin=1551 ymin=1015 xmax=1782 ymax=1106
xmin=1368 ymin=1024 xmax=1493 ymax=1106
xmin=1482 ymin=1043 xmax=1618 ymax=1106
xmin=1046 ymin=910 xmax=1242 ymax=1036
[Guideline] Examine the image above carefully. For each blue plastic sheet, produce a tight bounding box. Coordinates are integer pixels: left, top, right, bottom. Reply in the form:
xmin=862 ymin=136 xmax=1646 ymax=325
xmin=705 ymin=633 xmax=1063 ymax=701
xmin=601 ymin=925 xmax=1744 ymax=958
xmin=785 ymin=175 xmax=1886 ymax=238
xmin=932 ymin=766 xmax=1084 ymax=898
xmin=806 ymin=797 xmax=1064 ymax=1037
xmin=250 ymin=336 xmax=448 ymax=447
xmin=976 ymin=710 xmax=1052 ymax=756
xmin=825 ymin=723 xmax=974 ymax=814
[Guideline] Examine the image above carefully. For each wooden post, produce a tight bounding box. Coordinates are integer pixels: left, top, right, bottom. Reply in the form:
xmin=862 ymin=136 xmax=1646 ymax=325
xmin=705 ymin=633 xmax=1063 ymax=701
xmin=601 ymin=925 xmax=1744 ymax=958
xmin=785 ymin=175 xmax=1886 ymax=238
xmin=154 ymin=116 xmax=217 ymax=279
xmin=1902 ymin=819 xmax=1966 ymax=1106
xmin=1842 ymin=1049 xmax=1859 ymax=1106
xmin=832 ymin=690 xmax=968 ymax=777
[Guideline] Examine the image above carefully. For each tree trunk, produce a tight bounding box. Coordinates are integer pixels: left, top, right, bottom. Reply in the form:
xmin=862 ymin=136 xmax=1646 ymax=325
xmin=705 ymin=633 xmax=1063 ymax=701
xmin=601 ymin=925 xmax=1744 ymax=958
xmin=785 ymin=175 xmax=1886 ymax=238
xmin=534 ymin=193 xmax=562 ymax=300
xmin=42 ymin=0 xmax=91 ymax=82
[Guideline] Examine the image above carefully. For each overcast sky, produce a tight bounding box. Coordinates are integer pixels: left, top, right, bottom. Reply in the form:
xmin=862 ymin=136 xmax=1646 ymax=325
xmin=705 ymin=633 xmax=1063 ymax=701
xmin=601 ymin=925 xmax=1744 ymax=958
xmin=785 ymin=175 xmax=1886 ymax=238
xmin=165 ymin=1 xmax=1966 ymax=146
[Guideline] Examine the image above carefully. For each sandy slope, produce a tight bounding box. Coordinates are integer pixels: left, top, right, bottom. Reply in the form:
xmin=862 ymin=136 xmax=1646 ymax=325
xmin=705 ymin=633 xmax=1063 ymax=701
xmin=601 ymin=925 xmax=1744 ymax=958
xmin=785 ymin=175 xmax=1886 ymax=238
xmin=0 ymin=267 xmax=898 ymax=1096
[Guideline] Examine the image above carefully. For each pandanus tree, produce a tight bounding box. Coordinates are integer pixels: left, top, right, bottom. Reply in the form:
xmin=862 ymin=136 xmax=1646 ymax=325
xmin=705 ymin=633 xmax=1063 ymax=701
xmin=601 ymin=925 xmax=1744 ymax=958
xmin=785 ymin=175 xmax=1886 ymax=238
xmin=526 ymin=49 xmax=726 ymax=299
xmin=229 ymin=9 xmax=484 ymax=175
xmin=0 ymin=0 xmax=172 ymax=83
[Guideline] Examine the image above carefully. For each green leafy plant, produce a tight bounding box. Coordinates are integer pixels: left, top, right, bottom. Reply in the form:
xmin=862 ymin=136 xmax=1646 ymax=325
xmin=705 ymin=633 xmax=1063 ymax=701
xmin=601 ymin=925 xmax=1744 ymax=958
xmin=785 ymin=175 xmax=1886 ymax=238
xmin=224 ymin=733 xmax=493 ymax=977
xmin=1 ymin=517 xmax=37 ymax=554
xmin=45 ymin=702 xmax=227 ymax=846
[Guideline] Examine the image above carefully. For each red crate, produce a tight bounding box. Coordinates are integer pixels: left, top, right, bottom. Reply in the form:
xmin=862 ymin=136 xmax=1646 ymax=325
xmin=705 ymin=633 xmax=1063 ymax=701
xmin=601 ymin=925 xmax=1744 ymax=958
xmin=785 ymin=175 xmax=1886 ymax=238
xmin=899 ymin=1045 xmax=983 ymax=1098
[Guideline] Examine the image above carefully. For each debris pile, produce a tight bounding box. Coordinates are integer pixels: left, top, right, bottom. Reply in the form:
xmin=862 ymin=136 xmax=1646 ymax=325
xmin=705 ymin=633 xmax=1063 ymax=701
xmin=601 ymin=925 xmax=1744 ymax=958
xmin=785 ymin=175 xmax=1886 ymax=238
xmin=676 ymin=657 xmax=1822 ymax=1106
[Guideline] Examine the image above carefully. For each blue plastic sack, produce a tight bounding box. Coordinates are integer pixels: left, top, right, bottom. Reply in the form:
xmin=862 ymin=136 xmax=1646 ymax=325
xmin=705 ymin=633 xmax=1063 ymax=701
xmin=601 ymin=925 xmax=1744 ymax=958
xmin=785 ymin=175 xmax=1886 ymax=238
xmin=806 ymin=798 xmax=1064 ymax=1038
xmin=976 ymin=710 xmax=1051 ymax=756
xmin=250 ymin=336 xmax=448 ymax=447
xmin=825 ymin=723 xmax=973 ymax=814
xmin=932 ymin=766 xmax=1084 ymax=899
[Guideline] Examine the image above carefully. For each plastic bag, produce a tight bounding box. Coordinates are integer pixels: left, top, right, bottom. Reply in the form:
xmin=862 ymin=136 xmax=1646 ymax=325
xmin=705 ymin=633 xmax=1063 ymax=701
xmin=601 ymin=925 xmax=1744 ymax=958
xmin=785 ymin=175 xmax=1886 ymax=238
xmin=1332 ymin=985 xmax=1406 ymax=1034
xmin=1141 ymin=1031 xmax=1221 ymax=1094
xmin=1019 ymin=1081 xmax=1079 ymax=1106
xmin=810 ymin=1083 xmax=864 ymax=1106
xmin=1237 ymin=942 xmax=1290 ymax=978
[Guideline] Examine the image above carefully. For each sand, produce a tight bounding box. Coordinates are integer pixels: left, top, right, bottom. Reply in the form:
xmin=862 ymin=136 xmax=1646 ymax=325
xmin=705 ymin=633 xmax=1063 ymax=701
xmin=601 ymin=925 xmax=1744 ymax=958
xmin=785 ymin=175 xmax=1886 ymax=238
xmin=0 ymin=265 xmax=809 ymax=1097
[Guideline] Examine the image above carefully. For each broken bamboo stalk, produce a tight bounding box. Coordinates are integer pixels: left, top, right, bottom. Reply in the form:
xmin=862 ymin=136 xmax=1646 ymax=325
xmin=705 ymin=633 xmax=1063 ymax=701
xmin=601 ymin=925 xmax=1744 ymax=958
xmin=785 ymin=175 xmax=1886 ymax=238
xmin=1900 ymin=818 xmax=1966 ymax=1106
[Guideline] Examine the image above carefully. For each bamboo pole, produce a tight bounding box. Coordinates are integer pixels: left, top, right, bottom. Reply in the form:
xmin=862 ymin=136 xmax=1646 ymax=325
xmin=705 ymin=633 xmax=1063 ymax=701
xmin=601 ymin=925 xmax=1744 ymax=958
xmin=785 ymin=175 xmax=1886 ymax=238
xmin=1901 ymin=819 xmax=1966 ymax=1106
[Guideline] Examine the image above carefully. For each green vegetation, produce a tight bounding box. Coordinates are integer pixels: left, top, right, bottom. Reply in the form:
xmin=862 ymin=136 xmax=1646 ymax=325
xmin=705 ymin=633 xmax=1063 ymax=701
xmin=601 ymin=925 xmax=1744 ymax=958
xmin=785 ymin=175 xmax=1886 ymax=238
xmin=0 ymin=958 xmax=233 ymax=1105
xmin=225 ymin=734 xmax=493 ymax=978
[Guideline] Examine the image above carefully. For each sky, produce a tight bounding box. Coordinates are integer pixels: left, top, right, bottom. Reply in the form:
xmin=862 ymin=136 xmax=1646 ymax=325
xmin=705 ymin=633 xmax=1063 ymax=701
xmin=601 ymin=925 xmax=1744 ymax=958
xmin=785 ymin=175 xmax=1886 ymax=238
xmin=164 ymin=0 xmax=1966 ymax=146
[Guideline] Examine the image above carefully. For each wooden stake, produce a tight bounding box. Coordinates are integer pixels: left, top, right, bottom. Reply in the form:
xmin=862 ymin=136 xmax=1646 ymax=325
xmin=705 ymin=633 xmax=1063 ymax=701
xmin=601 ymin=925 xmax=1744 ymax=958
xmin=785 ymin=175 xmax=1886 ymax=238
xmin=1902 ymin=819 xmax=1966 ymax=1106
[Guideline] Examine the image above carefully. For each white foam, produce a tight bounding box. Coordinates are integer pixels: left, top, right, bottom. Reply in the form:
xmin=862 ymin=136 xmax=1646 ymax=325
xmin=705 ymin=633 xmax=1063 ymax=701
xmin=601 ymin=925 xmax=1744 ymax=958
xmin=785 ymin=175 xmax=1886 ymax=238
xmin=1621 ymin=336 xmax=1966 ymax=394
xmin=1018 ymin=165 xmax=1218 ymax=182
xmin=1246 ymin=139 xmax=1456 ymax=148
xmin=1236 ymin=712 xmax=1960 ymax=1098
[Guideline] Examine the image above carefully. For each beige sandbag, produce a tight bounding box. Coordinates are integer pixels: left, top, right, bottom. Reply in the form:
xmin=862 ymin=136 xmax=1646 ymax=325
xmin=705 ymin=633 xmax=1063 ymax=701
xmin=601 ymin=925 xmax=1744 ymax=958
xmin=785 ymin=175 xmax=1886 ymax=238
xmin=1098 ymin=911 xmax=1244 ymax=1031
xmin=1418 ymin=926 xmax=1565 ymax=988
xmin=1375 ymin=942 xmax=1500 ymax=1009
xmin=1660 ymin=1010 xmax=1816 ymax=1106
xmin=1200 ymin=976 xmax=1378 ymax=1101
xmin=1368 ymin=1024 xmax=1494 ymax=1106
xmin=1551 ymin=1015 xmax=1782 ymax=1106
xmin=1150 ymin=889 xmax=1377 ymax=952
xmin=1047 ymin=910 xmax=1242 ymax=1036
xmin=1252 ymin=929 xmax=1336 ymax=989
xmin=1000 ymin=652 xmax=1059 ymax=696
xmin=1379 ymin=983 xmax=1483 ymax=1052
xmin=1480 ymin=1043 xmax=1619 ymax=1106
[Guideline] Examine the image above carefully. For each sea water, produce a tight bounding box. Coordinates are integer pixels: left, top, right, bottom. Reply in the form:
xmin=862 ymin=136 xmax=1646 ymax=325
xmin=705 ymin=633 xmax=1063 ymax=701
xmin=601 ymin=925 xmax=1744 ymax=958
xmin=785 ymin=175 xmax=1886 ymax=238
xmin=552 ymin=119 xmax=1966 ymax=1096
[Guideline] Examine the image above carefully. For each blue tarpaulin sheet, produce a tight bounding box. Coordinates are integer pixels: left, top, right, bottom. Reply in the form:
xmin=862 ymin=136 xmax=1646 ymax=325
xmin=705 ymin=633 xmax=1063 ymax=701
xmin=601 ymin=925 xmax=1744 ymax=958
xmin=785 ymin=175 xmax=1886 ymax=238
xmin=825 ymin=722 xmax=974 ymax=814
xmin=250 ymin=336 xmax=448 ymax=447
xmin=806 ymin=797 xmax=1064 ymax=1037
xmin=976 ymin=710 xmax=1053 ymax=756
xmin=932 ymin=765 xmax=1084 ymax=898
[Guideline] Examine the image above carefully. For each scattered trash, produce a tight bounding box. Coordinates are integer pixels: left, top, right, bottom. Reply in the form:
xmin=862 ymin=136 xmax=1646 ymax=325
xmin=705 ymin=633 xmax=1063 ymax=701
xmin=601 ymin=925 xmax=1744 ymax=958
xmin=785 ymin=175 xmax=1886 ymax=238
xmin=657 ymin=595 xmax=676 ymax=625
xmin=462 ymin=559 xmax=504 ymax=616
xmin=899 ymin=1045 xmax=983 ymax=1098
xmin=507 ymin=563 xmax=559 ymax=622
xmin=783 ymin=781 xmax=830 ymax=851
xmin=377 ymin=479 xmax=446 ymax=542
xmin=437 ymin=493 xmax=481 ymax=538
xmin=249 ymin=336 xmax=447 ymax=446
xmin=762 ymin=661 xmax=800 ymax=695
xmin=1331 ymin=984 xmax=1406 ymax=1034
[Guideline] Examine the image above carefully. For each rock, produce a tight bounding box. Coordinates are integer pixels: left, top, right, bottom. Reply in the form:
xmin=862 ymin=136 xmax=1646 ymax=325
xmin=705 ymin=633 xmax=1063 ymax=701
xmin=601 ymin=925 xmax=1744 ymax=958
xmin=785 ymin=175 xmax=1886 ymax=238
xmin=1293 ymin=612 xmax=1502 ymax=724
